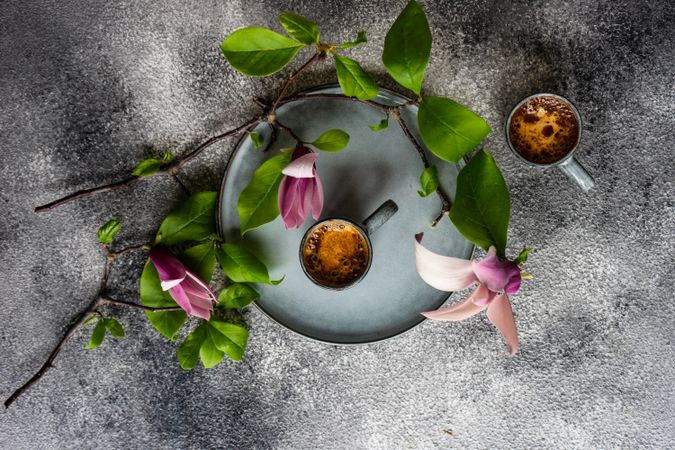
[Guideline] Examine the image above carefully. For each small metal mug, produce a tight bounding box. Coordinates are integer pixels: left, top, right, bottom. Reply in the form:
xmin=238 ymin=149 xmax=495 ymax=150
xmin=299 ymin=200 xmax=398 ymax=291
xmin=505 ymin=93 xmax=594 ymax=191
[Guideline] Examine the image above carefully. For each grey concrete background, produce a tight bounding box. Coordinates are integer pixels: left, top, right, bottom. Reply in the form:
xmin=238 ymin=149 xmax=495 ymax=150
xmin=1 ymin=0 xmax=673 ymax=448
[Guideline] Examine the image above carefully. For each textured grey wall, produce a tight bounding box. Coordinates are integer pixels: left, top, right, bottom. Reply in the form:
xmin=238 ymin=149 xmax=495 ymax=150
xmin=1 ymin=0 xmax=674 ymax=448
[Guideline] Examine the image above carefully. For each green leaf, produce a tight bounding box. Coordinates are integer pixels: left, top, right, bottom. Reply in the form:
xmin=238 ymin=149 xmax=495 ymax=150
xmin=209 ymin=321 xmax=249 ymax=362
xmin=132 ymin=158 xmax=162 ymax=177
xmin=97 ymin=219 xmax=122 ymax=244
xmin=418 ymin=96 xmax=491 ymax=163
xmin=449 ymin=150 xmax=510 ymax=258
xmin=156 ymin=191 xmax=217 ymax=245
xmin=279 ymin=12 xmax=319 ymax=45
xmin=368 ymin=117 xmax=389 ymax=132
xmin=248 ymin=131 xmax=263 ymax=149
xmin=177 ymin=323 xmax=208 ymax=370
xmin=104 ymin=318 xmax=125 ymax=338
xmin=140 ymin=260 xmax=187 ymax=340
xmin=216 ymin=243 xmax=283 ymax=285
xmin=83 ymin=314 xmax=98 ymax=326
xmin=514 ymin=247 xmax=532 ymax=265
xmin=334 ymin=54 xmax=378 ymax=100
xmin=310 ymin=129 xmax=350 ymax=152
xmin=338 ymin=30 xmax=367 ymax=49
xmin=180 ymin=242 xmax=216 ymax=283
xmin=417 ymin=165 xmax=439 ymax=197
xmin=199 ymin=330 xmax=225 ymax=369
xmin=162 ymin=151 xmax=174 ymax=163
xmin=87 ymin=320 xmax=106 ymax=349
xmin=237 ymin=153 xmax=292 ymax=235
xmin=221 ymin=27 xmax=304 ymax=77
xmin=382 ymin=0 xmax=431 ymax=95
xmin=218 ymin=283 xmax=260 ymax=309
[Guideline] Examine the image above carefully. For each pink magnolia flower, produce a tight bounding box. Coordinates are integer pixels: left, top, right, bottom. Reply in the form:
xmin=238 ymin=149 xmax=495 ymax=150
xmin=278 ymin=146 xmax=324 ymax=229
xmin=149 ymin=247 xmax=216 ymax=320
xmin=415 ymin=233 xmax=522 ymax=355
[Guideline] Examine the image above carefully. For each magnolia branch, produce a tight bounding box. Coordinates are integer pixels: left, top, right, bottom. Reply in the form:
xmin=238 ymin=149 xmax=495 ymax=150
xmin=33 ymin=51 xmax=450 ymax=225
xmin=390 ymin=111 xmax=451 ymax=226
xmin=278 ymin=93 xmax=452 ymax=225
xmin=34 ymin=117 xmax=260 ymax=213
xmin=4 ymin=243 xmax=180 ymax=409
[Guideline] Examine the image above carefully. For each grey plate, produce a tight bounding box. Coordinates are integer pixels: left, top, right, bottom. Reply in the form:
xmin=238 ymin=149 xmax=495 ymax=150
xmin=218 ymin=85 xmax=473 ymax=344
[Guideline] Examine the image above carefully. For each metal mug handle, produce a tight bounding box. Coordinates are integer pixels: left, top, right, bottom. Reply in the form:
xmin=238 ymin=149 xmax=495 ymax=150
xmin=362 ymin=200 xmax=398 ymax=235
xmin=558 ymin=157 xmax=594 ymax=191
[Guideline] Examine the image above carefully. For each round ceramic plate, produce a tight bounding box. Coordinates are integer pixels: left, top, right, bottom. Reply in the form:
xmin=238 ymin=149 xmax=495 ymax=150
xmin=218 ymin=85 xmax=473 ymax=344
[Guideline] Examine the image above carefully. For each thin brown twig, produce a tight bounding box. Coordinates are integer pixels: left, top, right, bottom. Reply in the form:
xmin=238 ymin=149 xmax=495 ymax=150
xmin=262 ymin=122 xmax=277 ymax=153
xmin=99 ymin=297 xmax=183 ymax=312
xmin=274 ymin=119 xmax=303 ymax=144
xmin=34 ymin=117 xmax=261 ymax=213
xmin=3 ymin=242 xmax=183 ymax=409
xmin=3 ymin=300 xmax=101 ymax=409
xmin=269 ymin=52 xmax=321 ymax=114
xmin=276 ymin=91 xmax=450 ymax=225
xmin=35 ymin=177 xmax=142 ymax=213
xmin=276 ymin=92 xmax=389 ymax=113
xmin=172 ymin=173 xmax=190 ymax=195
xmin=106 ymin=242 xmax=152 ymax=258
xmin=171 ymin=117 xmax=260 ymax=170
xmin=392 ymin=113 xmax=451 ymax=226
xmin=3 ymin=293 xmax=183 ymax=409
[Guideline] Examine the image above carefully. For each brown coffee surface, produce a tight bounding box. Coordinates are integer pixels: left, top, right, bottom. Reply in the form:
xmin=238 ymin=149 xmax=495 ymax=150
xmin=509 ymin=95 xmax=580 ymax=164
xmin=302 ymin=220 xmax=370 ymax=288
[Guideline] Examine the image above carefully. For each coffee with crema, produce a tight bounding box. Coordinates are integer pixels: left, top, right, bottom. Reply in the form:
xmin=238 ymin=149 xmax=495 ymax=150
xmin=302 ymin=220 xmax=370 ymax=289
xmin=508 ymin=95 xmax=580 ymax=164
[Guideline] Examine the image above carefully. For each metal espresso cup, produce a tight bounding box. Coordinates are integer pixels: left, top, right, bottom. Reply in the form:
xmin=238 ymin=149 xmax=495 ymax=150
xmin=299 ymin=200 xmax=398 ymax=291
xmin=505 ymin=93 xmax=594 ymax=191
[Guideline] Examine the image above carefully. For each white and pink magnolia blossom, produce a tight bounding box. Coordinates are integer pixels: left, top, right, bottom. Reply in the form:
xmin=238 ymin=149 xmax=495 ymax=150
xmin=149 ymin=247 xmax=216 ymax=320
xmin=278 ymin=146 xmax=324 ymax=229
xmin=415 ymin=233 xmax=522 ymax=355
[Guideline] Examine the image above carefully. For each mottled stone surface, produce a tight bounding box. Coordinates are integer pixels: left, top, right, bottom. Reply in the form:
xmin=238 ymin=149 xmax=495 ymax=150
xmin=1 ymin=0 xmax=673 ymax=448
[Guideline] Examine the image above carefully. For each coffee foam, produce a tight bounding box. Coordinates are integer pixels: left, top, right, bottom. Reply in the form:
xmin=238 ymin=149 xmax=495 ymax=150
xmin=509 ymin=95 xmax=580 ymax=164
xmin=302 ymin=221 xmax=369 ymax=288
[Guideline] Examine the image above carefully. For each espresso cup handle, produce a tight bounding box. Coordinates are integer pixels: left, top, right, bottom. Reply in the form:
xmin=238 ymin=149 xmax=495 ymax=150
xmin=363 ymin=200 xmax=399 ymax=235
xmin=558 ymin=157 xmax=594 ymax=191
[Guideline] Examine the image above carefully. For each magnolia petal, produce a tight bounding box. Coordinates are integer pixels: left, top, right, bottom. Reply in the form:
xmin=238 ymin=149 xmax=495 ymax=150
xmin=282 ymin=153 xmax=319 ymax=178
xmin=185 ymin=291 xmax=213 ymax=315
xmin=471 ymin=282 xmax=498 ymax=306
xmin=311 ymin=175 xmax=323 ymax=220
xmin=486 ymin=293 xmax=519 ymax=356
xmin=505 ymin=275 xmax=522 ymax=295
xmin=285 ymin=185 xmax=305 ymax=229
xmin=149 ymin=247 xmax=186 ymax=291
xmin=279 ymin=176 xmax=304 ymax=229
xmin=473 ymin=246 xmax=521 ymax=293
xmin=421 ymin=288 xmax=488 ymax=321
xmin=414 ymin=233 xmax=477 ymax=292
xmin=168 ymin=284 xmax=193 ymax=315
xmin=297 ymin=178 xmax=309 ymax=219
xmin=303 ymin=178 xmax=314 ymax=220
xmin=278 ymin=176 xmax=298 ymax=221
xmin=189 ymin=303 xmax=212 ymax=320
xmin=184 ymin=271 xmax=217 ymax=302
